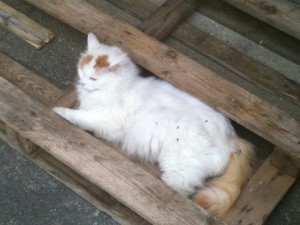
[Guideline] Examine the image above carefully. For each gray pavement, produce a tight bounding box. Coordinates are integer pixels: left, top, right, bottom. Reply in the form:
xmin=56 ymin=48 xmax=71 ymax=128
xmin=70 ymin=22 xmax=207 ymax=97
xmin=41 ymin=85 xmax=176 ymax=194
xmin=0 ymin=0 xmax=299 ymax=224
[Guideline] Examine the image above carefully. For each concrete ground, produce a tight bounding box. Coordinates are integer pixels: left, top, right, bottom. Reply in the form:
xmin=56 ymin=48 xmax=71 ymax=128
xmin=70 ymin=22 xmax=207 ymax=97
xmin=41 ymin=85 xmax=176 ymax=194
xmin=0 ymin=0 xmax=299 ymax=224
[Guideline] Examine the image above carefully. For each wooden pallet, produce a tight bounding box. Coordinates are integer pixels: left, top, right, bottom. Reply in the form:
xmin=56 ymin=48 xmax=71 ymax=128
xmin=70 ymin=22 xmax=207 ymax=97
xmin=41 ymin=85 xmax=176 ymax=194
xmin=0 ymin=0 xmax=299 ymax=224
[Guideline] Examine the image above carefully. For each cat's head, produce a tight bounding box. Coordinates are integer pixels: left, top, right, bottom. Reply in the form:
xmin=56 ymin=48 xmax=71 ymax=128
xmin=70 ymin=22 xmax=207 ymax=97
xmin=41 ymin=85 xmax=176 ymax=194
xmin=77 ymin=33 xmax=135 ymax=91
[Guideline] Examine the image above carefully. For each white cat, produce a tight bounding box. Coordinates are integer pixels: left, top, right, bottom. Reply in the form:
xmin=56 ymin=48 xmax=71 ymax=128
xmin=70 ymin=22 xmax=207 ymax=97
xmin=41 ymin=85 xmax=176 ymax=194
xmin=54 ymin=33 xmax=255 ymax=217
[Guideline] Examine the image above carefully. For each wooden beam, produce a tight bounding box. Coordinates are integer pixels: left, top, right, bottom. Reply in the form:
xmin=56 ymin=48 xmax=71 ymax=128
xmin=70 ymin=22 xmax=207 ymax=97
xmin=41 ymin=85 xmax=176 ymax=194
xmin=0 ymin=52 xmax=62 ymax=105
xmin=0 ymin=1 xmax=54 ymax=48
xmin=270 ymin=148 xmax=300 ymax=178
xmin=197 ymin=0 xmax=300 ymax=65
xmin=223 ymin=0 xmax=300 ymax=41
xmin=1 ymin=129 xmax=151 ymax=225
xmin=172 ymin=23 xmax=300 ymax=105
xmin=107 ymin=0 xmax=300 ymax=106
xmin=0 ymin=76 xmax=210 ymax=225
xmin=138 ymin=0 xmax=201 ymax=40
xmin=25 ymin=0 xmax=300 ymax=159
xmin=222 ymin=152 xmax=296 ymax=225
xmin=0 ymin=52 xmax=153 ymax=225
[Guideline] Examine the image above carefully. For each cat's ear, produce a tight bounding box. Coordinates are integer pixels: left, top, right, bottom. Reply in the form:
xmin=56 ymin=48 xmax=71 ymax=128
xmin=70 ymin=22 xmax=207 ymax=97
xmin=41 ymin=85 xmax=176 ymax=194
xmin=87 ymin=33 xmax=101 ymax=51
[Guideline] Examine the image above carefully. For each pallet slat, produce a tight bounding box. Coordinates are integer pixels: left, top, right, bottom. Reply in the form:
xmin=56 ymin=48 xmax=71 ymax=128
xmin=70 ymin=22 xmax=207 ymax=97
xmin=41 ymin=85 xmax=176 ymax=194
xmin=0 ymin=52 xmax=151 ymax=225
xmin=197 ymin=0 xmax=300 ymax=65
xmin=0 ymin=1 xmax=54 ymax=48
xmin=25 ymin=0 xmax=300 ymax=159
xmin=172 ymin=23 xmax=300 ymax=105
xmin=223 ymin=0 xmax=300 ymax=41
xmin=138 ymin=0 xmax=200 ymax=40
xmin=0 ymin=76 xmax=211 ymax=225
xmin=0 ymin=52 xmax=62 ymax=104
xmin=223 ymin=150 xmax=297 ymax=225
xmin=107 ymin=0 xmax=300 ymax=106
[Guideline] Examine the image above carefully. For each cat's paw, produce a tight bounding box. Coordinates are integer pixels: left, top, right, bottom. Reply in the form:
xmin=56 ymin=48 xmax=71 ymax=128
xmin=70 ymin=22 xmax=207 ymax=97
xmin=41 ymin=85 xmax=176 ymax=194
xmin=53 ymin=107 xmax=67 ymax=118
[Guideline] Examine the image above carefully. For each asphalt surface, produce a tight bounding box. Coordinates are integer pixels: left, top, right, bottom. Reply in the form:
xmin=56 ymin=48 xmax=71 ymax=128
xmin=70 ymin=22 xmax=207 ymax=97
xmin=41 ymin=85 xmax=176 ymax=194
xmin=0 ymin=0 xmax=299 ymax=225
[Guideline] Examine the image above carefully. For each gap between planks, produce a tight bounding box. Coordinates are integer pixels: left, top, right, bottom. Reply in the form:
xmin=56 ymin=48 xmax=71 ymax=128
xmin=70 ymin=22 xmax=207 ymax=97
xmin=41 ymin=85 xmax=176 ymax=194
xmin=0 ymin=1 xmax=54 ymax=48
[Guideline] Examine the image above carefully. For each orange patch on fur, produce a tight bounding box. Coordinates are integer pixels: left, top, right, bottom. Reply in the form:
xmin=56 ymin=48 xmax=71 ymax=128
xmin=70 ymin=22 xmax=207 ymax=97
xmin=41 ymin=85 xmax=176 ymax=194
xmin=79 ymin=55 xmax=93 ymax=68
xmin=95 ymin=55 xmax=110 ymax=69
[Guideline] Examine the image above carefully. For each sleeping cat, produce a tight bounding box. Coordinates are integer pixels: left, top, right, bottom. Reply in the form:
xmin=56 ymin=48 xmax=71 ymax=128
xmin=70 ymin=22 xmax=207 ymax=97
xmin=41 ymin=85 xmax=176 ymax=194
xmin=53 ymin=33 xmax=255 ymax=217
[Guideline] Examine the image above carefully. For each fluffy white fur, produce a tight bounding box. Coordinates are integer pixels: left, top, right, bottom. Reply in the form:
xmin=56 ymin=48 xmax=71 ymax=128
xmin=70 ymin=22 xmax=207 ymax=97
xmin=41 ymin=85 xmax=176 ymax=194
xmin=54 ymin=34 xmax=253 ymax=214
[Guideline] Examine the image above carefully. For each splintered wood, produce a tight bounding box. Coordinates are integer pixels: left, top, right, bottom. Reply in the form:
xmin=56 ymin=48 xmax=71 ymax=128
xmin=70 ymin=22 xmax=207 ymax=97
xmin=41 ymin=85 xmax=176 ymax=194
xmin=0 ymin=1 xmax=54 ymax=48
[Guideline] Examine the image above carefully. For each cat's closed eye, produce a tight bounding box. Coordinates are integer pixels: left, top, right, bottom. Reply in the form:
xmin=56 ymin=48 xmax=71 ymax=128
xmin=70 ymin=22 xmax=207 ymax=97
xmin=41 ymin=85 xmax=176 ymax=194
xmin=89 ymin=77 xmax=96 ymax=81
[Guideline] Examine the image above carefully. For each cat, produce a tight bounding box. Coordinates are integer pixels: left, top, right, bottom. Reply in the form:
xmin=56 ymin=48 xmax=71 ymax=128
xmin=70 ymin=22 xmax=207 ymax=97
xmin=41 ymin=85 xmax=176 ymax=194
xmin=53 ymin=33 xmax=255 ymax=217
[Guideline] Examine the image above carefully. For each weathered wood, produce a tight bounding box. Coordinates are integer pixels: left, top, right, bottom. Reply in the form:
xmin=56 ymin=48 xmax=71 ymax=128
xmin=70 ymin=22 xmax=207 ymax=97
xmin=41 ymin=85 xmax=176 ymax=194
xmin=223 ymin=0 xmax=300 ymax=41
xmin=107 ymin=0 xmax=300 ymax=105
xmin=223 ymin=151 xmax=296 ymax=225
xmin=270 ymin=148 xmax=300 ymax=178
xmin=0 ymin=76 xmax=210 ymax=225
xmin=172 ymin=22 xmax=300 ymax=105
xmin=25 ymin=0 xmax=300 ymax=159
xmin=0 ymin=53 xmax=152 ymax=225
xmin=1 ymin=127 xmax=151 ymax=225
xmin=53 ymin=86 xmax=78 ymax=108
xmin=103 ymin=0 xmax=157 ymax=21
xmin=0 ymin=1 xmax=54 ymax=48
xmin=197 ymin=0 xmax=300 ymax=65
xmin=138 ymin=0 xmax=201 ymax=40
xmin=0 ymin=52 xmax=63 ymax=105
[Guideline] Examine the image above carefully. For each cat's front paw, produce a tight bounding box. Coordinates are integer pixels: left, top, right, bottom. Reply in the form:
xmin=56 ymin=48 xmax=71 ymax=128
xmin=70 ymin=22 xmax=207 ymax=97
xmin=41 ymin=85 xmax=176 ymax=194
xmin=53 ymin=107 xmax=67 ymax=118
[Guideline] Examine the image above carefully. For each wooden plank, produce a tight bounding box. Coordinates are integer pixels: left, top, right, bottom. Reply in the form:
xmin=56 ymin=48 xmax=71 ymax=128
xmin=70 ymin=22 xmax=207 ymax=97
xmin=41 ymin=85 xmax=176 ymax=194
xmin=1 ymin=128 xmax=151 ymax=225
xmin=108 ymin=0 xmax=300 ymax=106
xmin=172 ymin=23 xmax=300 ymax=105
xmin=0 ymin=52 xmax=63 ymax=105
xmin=138 ymin=0 xmax=201 ymax=40
xmin=0 ymin=76 xmax=211 ymax=225
xmin=223 ymin=0 xmax=300 ymax=41
xmin=0 ymin=52 xmax=156 ymax=225
xmin=197 ymin=0 xmax=300 ymax=65
xmin=25 ymin=0 xmax=300 ymax=159
xmin=0 ymin=1 xmax=54 ymax=48
xmin=270 ymin=148 xmax=300 ymax=178
xmin=222 ymin=151 xmax=296 ymax=225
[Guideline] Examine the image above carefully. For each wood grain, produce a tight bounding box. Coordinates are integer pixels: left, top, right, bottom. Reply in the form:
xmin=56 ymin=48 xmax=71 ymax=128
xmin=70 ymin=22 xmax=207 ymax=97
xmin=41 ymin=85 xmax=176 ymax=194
xmin=107 ymin=0 xmax=300 ymax=105
xmin=25 ymin=0 xmax=300 ymax=159
xmin=223 ymin=0 xmax=300 ymax=41
xmin=0 ymin=53 xmax=154 ymax=225
xmin=197 ymin=0 xmax=300 ymax=65
xmin=270 ymin=148 xmax=300 ymax=178
xmin=1 ymin=127 xmax=151 ymax=225
xmin=172 ymin=22 xmax=300 ymax=105
xmin=222 ymin=152 xmax=296 ymax=225
xmin=0 ymin=76 xmax=211 ymax=225
xmin=0 ymin=52 xmax=63 ymax=105
xmin=138 ymin=0 xmax=201 ymax=40
xmin=0 ymin=1 xmax=54 ymax=48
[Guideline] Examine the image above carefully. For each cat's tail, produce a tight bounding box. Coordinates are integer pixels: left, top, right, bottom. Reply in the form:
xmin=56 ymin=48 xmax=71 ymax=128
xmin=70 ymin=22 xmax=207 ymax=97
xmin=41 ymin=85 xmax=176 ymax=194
xmin=194 ymin=138 xmax=255 ymax=217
